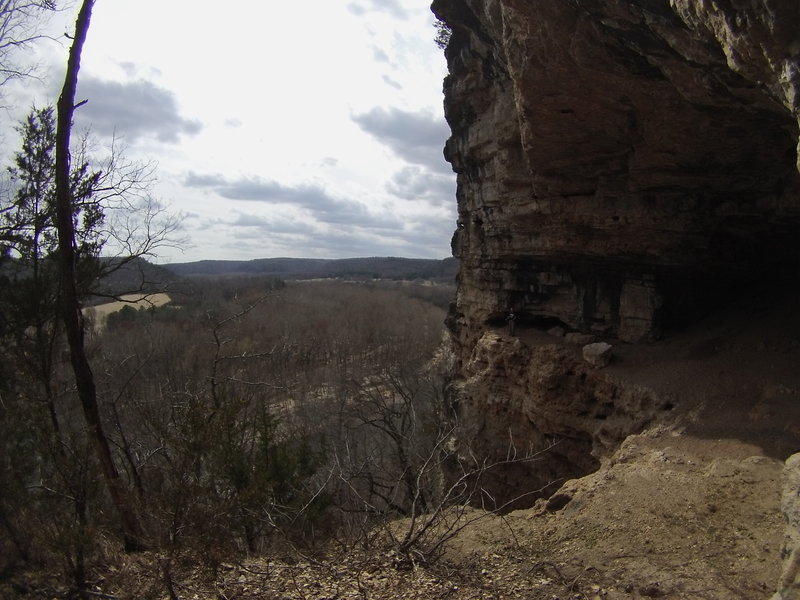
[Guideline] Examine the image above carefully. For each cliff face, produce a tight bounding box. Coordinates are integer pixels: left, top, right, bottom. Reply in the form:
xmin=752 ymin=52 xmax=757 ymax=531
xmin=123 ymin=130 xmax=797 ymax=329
xmin=435 ymin=0 xmax=800 ymax=344
xmin=433 ymin=0 xmax=800 ymax=502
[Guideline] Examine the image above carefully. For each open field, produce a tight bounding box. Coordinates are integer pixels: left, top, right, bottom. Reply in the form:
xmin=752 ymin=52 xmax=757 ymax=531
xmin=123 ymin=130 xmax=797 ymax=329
xmin=84 ymin=293 xmax=171 ymax=330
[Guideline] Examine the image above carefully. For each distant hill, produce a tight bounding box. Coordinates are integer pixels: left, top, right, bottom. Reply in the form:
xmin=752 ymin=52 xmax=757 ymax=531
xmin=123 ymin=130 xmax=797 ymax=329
xmin=163 ymin=257 xmax=459 ymax=283
xmin=90 ymin=256 xmax=184 ymax=303
xmin=1 ymin=255 xmax=185 ymax=306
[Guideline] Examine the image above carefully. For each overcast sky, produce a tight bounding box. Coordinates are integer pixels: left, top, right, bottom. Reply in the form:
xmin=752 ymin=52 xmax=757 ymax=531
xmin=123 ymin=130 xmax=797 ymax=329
xmin=2 ymin=0 xmax=455 ymax=263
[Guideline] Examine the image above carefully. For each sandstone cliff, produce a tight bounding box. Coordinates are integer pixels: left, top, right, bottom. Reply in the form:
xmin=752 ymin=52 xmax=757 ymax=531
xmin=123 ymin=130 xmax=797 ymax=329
xmin=433 ymin=0 xmax=800 ymax=503
xmin=435 ymin=0 xmax=799 ymax=344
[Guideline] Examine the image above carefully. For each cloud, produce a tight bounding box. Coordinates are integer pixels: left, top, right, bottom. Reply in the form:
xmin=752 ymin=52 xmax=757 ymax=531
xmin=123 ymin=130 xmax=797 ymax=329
xmin=387 ymin=165 xmax=455 ymax=205
xmin=382 ymin=75 xmax=402 ymax=90
xmin=229 ymin=213 xmax=271 ymax=227
xmin=117 ymin=61 xmax=162 ymax=80
xmin=347 ymin=0 xmax=408 ymax=19
xmin=178 ymin=171 xmax=455 ymax=261
xmin=186 ymin=173 xmax=329 ymax=205
xmin=406 ymin=213 xmax=453 ymax=237
xmin=228 ymin=212 xmax=313 ymax=235
xmin=184 ymin=172 xmax=226 ymax=188
xmin=352 ymin=107 xmax=450 ymax=174
xmin=119 ymin=62 xmax=138 ymax=77
xmin=372 ymin=46 xmax=390 ymax=63
xmin=74 ymin=75 xmax=202 ymax=143
xmin=200 ymin=208 xmax=438 ymax=260
xmin=185 ymin=172 xmax=402 ymax=229
xmin=303 ymin=226 xmax=421 ymax=258
xmin=185 ymin=175 xmax=362 ymax=226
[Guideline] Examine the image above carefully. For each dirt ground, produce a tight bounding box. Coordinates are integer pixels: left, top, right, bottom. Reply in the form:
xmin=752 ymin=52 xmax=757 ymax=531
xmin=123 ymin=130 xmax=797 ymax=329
xmin=31 ymin=426 xmax=777 ymax=600
xmin=6 ymin=288 xmax=797 ymax=599
xmin=120 ymin=431 xmax=777 ymax=600
xmin=220 ymin=286 xmax=797 ymax=599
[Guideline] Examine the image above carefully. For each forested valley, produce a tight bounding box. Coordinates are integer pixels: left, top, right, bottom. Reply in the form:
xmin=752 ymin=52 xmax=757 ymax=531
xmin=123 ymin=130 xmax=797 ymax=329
xmin=1 ymin=272 xmax=468 ymax=595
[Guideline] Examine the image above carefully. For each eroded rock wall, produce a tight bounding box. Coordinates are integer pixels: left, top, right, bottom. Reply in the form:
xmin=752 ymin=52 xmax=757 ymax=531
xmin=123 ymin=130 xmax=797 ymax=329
xmin=435 ymin=0 xmax=800 ymax=345
xmin=433 ymin=0 xmax=800 ymax=501
xmin=449 ymin=331 xmax=667 ymax=506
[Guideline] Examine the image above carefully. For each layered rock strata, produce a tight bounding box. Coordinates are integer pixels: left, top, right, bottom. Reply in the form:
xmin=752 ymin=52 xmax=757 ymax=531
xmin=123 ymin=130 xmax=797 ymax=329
xmin=433 ymin=0 xmax=800 ymax=501
xmin=434 ymin=0 xmax=800 ymax=345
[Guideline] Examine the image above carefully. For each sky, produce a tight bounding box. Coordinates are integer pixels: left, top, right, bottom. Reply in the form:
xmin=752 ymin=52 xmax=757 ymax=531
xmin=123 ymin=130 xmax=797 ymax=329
xmin=1 ymin=0 xmax=455 ymax=263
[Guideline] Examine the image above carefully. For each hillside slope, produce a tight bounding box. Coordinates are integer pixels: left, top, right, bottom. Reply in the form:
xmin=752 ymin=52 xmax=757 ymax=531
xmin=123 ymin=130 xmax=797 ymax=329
xmin=164 ymin=256 xmax=458 ymax=282
xmin=11 ymin=287 xmax=792 ymax=599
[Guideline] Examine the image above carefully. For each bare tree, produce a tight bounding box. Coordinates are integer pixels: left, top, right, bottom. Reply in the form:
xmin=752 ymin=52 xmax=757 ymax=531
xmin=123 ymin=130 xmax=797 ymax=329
xmin=54 ymin=0 xmax=145 ymax=552
xmin=0 ymin=0 xmax=58 ymax=87
xmin=72 ymin=131 xmax=185 ymax=298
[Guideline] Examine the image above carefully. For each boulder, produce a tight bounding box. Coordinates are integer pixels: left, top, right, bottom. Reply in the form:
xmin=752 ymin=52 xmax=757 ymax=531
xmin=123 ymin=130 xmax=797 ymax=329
xmin=582 ymin=342 xmax=614 ymax=368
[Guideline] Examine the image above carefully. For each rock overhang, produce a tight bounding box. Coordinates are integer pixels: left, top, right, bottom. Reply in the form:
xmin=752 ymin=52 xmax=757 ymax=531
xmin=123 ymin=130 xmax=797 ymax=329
xmin=432 ymin=0 xmax=800 ymax=507
xmin=434 ymin=0 xmax=800 ymax=343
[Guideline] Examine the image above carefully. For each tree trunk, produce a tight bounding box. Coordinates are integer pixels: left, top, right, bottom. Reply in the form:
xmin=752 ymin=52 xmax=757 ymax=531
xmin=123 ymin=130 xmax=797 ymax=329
xmin=53 ymin=0 xmax=144 ymax=552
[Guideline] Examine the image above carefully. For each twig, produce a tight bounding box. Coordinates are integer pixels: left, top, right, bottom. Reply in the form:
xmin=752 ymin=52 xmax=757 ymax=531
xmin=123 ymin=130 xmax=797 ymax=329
xmin=81 ymin=591 xmax=121 ymax=599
